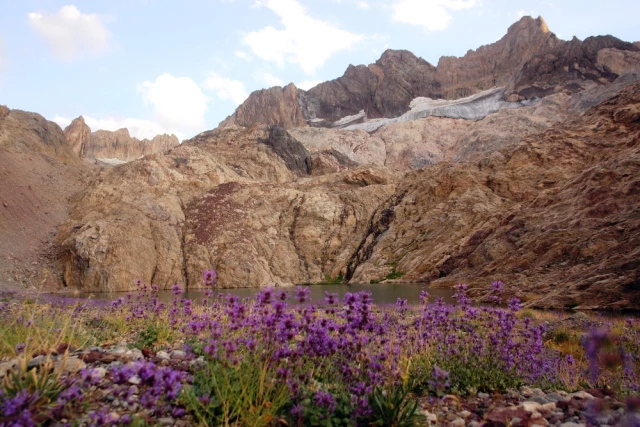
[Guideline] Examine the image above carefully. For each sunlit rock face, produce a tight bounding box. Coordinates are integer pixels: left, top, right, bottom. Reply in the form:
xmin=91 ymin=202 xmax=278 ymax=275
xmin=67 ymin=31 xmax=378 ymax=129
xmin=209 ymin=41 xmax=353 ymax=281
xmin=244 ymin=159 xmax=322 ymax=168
xmin=47 ymin=16 xmax=640 ymax=310
xmin=221 ymin=16 xmax=640 ymax=130
xmin=64 ymin=116 xmax=179 ymax=163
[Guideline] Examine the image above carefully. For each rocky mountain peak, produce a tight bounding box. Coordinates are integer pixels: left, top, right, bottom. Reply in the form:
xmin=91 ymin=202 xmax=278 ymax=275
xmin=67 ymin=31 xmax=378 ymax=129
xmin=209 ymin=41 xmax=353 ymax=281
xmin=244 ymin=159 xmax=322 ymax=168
xmin=64 ymin=116 xmax=91 ymax=156
xmin=506 ymin=16 xmax=551 ymax=38
xmin=63 ymin=117 xmax=179 ymax=163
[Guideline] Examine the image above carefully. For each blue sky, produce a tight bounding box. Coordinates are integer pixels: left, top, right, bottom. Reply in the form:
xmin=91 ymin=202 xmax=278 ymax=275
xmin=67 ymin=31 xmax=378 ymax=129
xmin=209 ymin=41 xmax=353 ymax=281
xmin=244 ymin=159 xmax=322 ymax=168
xmin=0 ymin=0 xmax=639 ymax=141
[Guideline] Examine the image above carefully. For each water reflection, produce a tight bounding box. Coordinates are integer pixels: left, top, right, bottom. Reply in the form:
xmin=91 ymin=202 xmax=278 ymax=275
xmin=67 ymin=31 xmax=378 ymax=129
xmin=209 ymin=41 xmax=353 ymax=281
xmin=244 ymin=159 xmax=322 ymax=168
xmin=51 ymin=283 xmax=456 ymax=306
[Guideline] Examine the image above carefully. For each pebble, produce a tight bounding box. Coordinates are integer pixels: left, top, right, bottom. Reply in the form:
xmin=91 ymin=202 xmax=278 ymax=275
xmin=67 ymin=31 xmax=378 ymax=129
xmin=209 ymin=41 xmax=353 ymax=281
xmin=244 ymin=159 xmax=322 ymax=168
xmin=54 ymin=357 xmax=87 ymax=374
xmin=157 ymin=351 xmax=171 ymax=360
xmin=171 ymin=350 xmax=186 ymax=359
xmin=521 ymin=401 xmax=543 ymax=413
xmin=545 ymin=392 xmax=569 ymax=403
xmin=113 ymin=347 xmax=128 ymax=356
xmin=28 ymin=355 xmax=56 ymax=369
xmin=521 ymin=386 xmax=535 ymax=397
xmin=559 ymin=423 xmax=586 ymax=427
xmin=189 ymin=356 xmax=207 ymax=370
xmin=459 ymin=410 xmax=471 ymax=418
xmin=93 ymin=367 xmax=107 ymax=378
xmin=449 ymin=418 xmax=465 ymax=426
xmin=569 ymin=391 xmax=594 ymax=400
xmin=128 ymin=375 xmax=141 ymax=385
xmin=530 ymin=395 xmax=551 ymax=404
xmin=158 ymin=418 xmax=175 ymax=426
xmin=477 ymin=392 xmax=490 ymax=399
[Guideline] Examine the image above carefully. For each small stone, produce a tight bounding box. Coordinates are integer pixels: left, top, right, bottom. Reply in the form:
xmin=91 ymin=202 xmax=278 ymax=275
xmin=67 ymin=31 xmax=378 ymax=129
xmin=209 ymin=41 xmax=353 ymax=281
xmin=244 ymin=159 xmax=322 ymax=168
xmin=128 ymin=385 xmax=139 ymax=395
xmin=160 ymin=359 xmax=170 ymax=367
xmin=128 ymin=375 xmax=141 ymax=385
xmin=93 ymin=367 xmax=107 ymax=378
xmin=530 ymin=395 xmax=551 ymax=404
xmin=128 ymin=349 xmax=144 ymax=360
xmin=158 ymin=418 xmax=175 ymax=426
xmin=541 ymin=402 xmax=556 ymax=412
xmin=3 ymin=202 xmax=7 ymax=207
xmin=113 ymin=347 xmax=127 ymax=355
xmin=531 ymin=388 xmax=544 ymax=396
xmin=521 ymin=401 xmax=543 ymax=413
xmin=157 ymin=351 xmax=171 ymax=360
xmin=54 ymin=357 xmax=86 ymax=374
xmin=569 ymin=391 xmax=594 ymax=400
xmin=189 ymin=356 xmax=206 ymax=370
xmin=467 ymin=422 xmax=481 ymax=427
xmin=521 ymin=386 xmax=534 ymax=397
xmin=449 ymin=418 xmax=465 ymax=426
xmin=478 ymin=392 xmax=490 ymax=399
xmin=545 ymin=392 xmax=569 ymax=403
xmin=459 ymin=410 xmax=471 ymax=418
xmin=28 ymin=355 xmax=55 ymax=370
xmin=171 ymin=350 xmax=186 ymax=359
xmin=512 ymin=418 xmax=523 ymax=425
xmin=559 ymin=423 xmax=586 ymax=427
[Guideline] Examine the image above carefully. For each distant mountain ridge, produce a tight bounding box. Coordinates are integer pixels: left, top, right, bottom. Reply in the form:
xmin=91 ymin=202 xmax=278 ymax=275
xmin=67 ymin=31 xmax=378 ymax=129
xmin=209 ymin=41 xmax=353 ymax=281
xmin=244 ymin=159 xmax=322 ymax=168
xmin=64 ymin=116 xmax=179 ymax=163
xmin=220 ymin=16 xmax=640 ymax=129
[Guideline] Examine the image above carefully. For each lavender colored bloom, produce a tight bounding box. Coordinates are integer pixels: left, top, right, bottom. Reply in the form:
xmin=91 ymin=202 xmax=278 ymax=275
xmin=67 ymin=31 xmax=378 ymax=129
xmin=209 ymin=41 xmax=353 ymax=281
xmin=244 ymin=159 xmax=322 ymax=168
xmin=314 ymin=390 xmax=337 ymax=413
xmin=428 ymin=365 xmax=450 ymax=393
xmin=14 ymin=343 xmax=25 ymax=354
xmin=203 ymin=269 xmax=217 ymax=286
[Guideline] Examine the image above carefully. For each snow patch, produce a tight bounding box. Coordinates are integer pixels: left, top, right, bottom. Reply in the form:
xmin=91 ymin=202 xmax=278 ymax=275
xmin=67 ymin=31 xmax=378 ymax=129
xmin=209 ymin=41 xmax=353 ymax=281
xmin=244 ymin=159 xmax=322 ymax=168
xmin=342 ymin=87 xmax=538 ymax=132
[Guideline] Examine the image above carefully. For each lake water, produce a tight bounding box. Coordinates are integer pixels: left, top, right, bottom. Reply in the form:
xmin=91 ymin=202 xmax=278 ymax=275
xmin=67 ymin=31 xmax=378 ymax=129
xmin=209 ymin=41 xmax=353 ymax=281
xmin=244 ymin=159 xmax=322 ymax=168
xmin=49 ymin=283 xmax=456 ymax=306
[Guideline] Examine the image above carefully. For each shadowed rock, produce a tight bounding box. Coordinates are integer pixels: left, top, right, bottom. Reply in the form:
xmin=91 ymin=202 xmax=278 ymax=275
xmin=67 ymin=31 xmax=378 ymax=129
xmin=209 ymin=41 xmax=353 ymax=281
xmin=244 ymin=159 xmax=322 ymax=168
xmin=259 ymin=126 xmax=311 ymax=176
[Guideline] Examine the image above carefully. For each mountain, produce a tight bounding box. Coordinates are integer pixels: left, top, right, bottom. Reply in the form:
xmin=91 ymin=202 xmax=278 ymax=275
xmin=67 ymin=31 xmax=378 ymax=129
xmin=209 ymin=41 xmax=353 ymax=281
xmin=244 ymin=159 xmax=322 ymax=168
xmin=0 ymin=105 xmax=90 ymax=292
xmin=220 ymin=16 xmax=640 ymax=129
xmin=2 ymin=16 xmax=638 ymax=310
xmin=54 ymin=73 xmax=640 ymax=308
xmin=64 ymin=116 xmax=180 ymax=163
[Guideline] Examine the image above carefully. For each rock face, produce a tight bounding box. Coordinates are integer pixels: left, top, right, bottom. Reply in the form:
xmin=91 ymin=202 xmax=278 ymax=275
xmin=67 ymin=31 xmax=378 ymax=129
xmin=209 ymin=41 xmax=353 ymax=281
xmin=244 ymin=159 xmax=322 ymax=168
xmin=63 ymin=116 xmax=179 ymax=162
xmin=0 ymin=106 xmax=89 ymax=292
xmin=346 ymin=83 xmax=640 ymax=310
xmin=259 ymin=126 xmax=311 ymax=176
xmin=221 ymin=83 xmax=307 ymax=129
xmin=53 ymin=78 xmax=640 ymax=308
xmin=220 ymin=16 xmax=640 ymax=129
xmin=42 ymin=17 xmax=640 ymax=310
xmin=55 ymin=79 xmax=640 ymax=309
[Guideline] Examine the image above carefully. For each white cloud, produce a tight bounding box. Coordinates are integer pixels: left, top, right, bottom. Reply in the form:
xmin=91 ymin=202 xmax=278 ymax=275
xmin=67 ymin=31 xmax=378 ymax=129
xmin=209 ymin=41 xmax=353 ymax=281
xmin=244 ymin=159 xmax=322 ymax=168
xmin=203 ymin=73 xmax=249 ymax=105
xmin=54 ymin=115 xmax=185 ymax=141
xmin=256 ymin=71 xmax=285 ymax=87
xmin=234 ymin=50 xmax=251 ymax=61
xmin=138 ymin=73 xmax=209 ymax=133
xmin=245 ymin=0 xmax=363 ymax=74
xmin=27 ymin=5 xmax=111 ymax=60
xmin=357 ymin=1 xmax=371 ymax=9
xmin=296 ymin=80 xmax=322 ymax=90
xmin=391 ymin=0 xmax=477 ymax=31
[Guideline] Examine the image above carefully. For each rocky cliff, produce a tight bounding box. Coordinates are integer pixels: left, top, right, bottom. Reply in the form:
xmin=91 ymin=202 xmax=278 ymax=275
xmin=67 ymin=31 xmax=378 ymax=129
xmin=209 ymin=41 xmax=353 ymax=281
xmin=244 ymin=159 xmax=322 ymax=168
xmin=0 ymin=106 xmax=89 ymax=292
xmin=220 ymin=16 xmax=640 ymax=129
xmin=54 ymin=76 xmax=640 ymax=309
xmin=64 ymin=116 xmax=179 ymax=162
